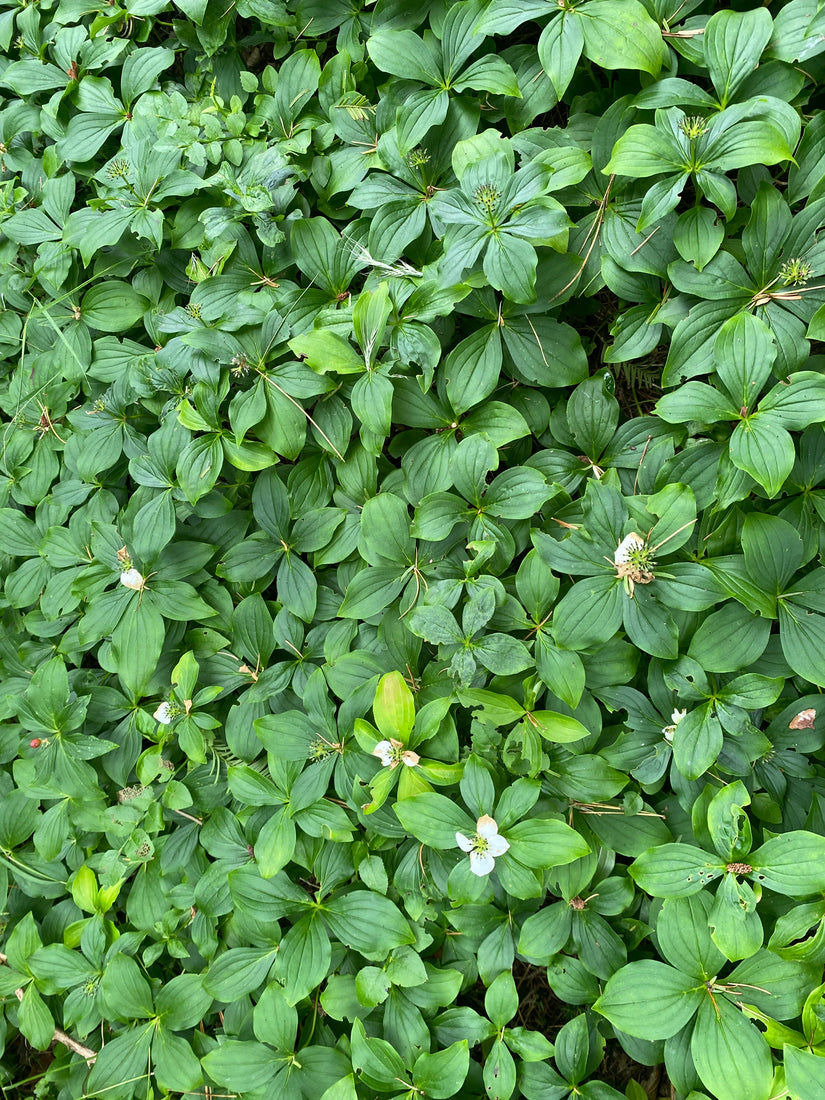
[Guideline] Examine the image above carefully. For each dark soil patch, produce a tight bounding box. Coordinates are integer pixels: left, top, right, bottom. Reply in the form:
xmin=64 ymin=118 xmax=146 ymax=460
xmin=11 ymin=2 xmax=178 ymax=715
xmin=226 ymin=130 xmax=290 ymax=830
xmin=1 ymin=1030 xmax=54 ymax=1095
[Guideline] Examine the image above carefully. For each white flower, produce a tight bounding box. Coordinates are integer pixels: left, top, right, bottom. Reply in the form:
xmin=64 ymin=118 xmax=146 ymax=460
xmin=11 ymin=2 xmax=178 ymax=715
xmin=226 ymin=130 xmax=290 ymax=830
xmin=663 ymin=708 xmax=687 ymax=743
xmin=614 ymin=532 xmax=646 ymax=566
xmin=372 ymin=738 xmax=420 ymax=769
xmin=153 ymin=701 xmax=173 ymax=725
xmin=120 ymin=568 xmax=145 ymax=590
xmin=455 ymin=814 xmax=510 ymax=877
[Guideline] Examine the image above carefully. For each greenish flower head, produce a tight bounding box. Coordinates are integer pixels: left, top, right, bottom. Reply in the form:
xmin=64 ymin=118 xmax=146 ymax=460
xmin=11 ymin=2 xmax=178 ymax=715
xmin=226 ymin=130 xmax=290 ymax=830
xmin=106 ymin=159 xmax=131 ymax=179
xmin=613 ymin=533 xmax=656 ymax=596
xmin=779 ymin=257 xmax=813 ymax=286
xmin=407 ymin=148 xmax=430 ymax=168
xmin=679 ymin=115 xmax=709 ymax=139
xmin=473 ymin=183 xmax=501 ymax=210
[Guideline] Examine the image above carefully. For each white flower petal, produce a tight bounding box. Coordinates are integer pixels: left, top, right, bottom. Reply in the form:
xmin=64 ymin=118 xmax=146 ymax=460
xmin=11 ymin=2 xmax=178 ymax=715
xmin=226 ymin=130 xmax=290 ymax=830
xmin=469 ymin=850 xmax=495 ymax=876
xmin=476 ymin=814 xmax=499 ymax=839
xmin=401 ymin=750 xmax=420 ymax=767
xmin=614 ymin=532 xmax=645 ymax=565
xmin=372 ymin=740 xmax=394 ymax=766
xmin=671 ymin=708 xmax=687 ymax=725
xmin=120 ymin=568 xmax=145 ymax=590
xmin=153 ymin=702 xmax=172 ymax=725
xmin=487 ymin=835 xmax=509 ymax=858
xmin=456 ymin=832 xmax=475 ymax=852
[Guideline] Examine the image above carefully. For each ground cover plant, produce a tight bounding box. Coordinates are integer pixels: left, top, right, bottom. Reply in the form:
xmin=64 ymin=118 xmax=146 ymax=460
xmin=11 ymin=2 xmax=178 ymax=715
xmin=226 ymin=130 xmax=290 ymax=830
xmin=4 ymin=0 xmax=825 ymax=1097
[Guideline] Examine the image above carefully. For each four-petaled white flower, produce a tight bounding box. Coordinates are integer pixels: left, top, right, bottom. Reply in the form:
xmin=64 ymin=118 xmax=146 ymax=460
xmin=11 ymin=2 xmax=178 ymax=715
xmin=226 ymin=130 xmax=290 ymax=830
xmin=120 ymin=568 xmax=145 ymax=591
xmin=456 ymin=814 xmax=510 ymax=877
xmin=372 ymin=738 xmax=420 ymax=769
xmin=614 ymin=532 xmax=646 ymax=566
xmin=153 ymin=701 xmax=173 ymax=725
xmin=663 ymin=708 xmax=687 ymax=743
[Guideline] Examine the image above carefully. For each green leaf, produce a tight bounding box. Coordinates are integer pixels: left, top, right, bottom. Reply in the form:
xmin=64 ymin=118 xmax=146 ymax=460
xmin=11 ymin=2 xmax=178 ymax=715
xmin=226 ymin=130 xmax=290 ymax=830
xmin=204 ymin=948 xmax=278 ymax=1000
xmin=445 ymin=326 xmax=502 ymax=415
xmin=254 ymin=807 xmax=296 ymax=878
xmin=657 ymin=894 xmax=727 ymax=980
xmin=86 ymin=1025 xmax=155 ymax=1096
xmin=742 ymin=513 xmax=804 ymax=595
xmin=81 ymin=282 xmax=148 ymax=332
xmin=351 ymin=1017 xmax=407 ymax=1089
xmin=353 ymin=281 xmax=392 ymax=368
xmin=538 ymin=13 xmax=584 ymax=100
xmin=18 ymin=984 xmax=55 ymax=1050
xmin=656 ymin=382 xmax=739 ymax=424
xmin=111 ymin=602 xmax=165 ymax=696
xmin=553 ymin=575 xmax=623 ymax=652
xmin=749 ymin=832 xmax=825 ymax=896
xmin=120 ymin=46 xmax=175 ymax=105
xmin=201 ymin=1040 xmax=281 ymax=1092
xmin=413 ymin=1041 xmax=470 ymax=1099
xmin=373 ymin=670 xmax=415 ymax=740
xmin=581 ymin=0 xmax=665 ymax=76
xmin=673 ymin=207 xmax=725 ymax=271
xmin=100 ymin=954 xmax=154 ymax=1020
xmin=323 ymin=891 xmax=414 ymax=957
xmin=671 ymin=703 xmax=723 ymax=781
xmin=784 ymin=1045 xmax=825 ymax=1100
xmin=713 ymin=312 xmax=776 ymax=411
xmin=367 ymin=30 xmax=442 ymax=85
xmin=705 ymin=117 xmax=796 ymax=172
xmin=759 ymin=371 xmax=825 ymax=429
xmin=690 ymin=996 xmax=772 ymax=1100
xmin=704 ymin=9 xmax=773 ymax=107
xmin=730 ymin=415 xmax=795 ymax=496
xmin=778 ymin=602 xmax=825 ymax=687
xmin=631 ymin=844 xmax=725 ymax=898
xmin=276 ymin=912 xmax=331 ymax=1005
xmin=289 ymin=329 xmax=364 ymax=374
xmin=177 ymin=434 xmax=224 ymax=504
xmin=153 ymin=1026 xmax=203 ymax=1093
xmin=359 ymin=492 xmax=414 ymax=566
xmin=397 ymin=87 xmax=451 ymax=152
xmin=338 ymin=567 xmax=406 ymax=619
xmin=454 ymin=56 xmax=521 ymax=98
xmin=506 ymin=818 xmax=590 ymax=869
xmin=394 ymin=792 xmax=475 ymax=848
xmin=531 ymin=710 xmax=590 ymax=744
xmin=606 ymin=125 xmax=683 ymax=178
xmin=622 ymin=586 xmax=679 ymax=660
xmin=484 ymin=971 xmax=518 ymax=1028
xmin=594 ymin=960 xmax=703 ymax=1040
xmin=483 ymin=232 xmax=538 ymax=304
xmin=567 ymin=373 xmax=619 ymax=458
xmin=535 ymin=638 xmax=585 ymax=709
xmin=687 ymin=602 xmax=771 ymax=673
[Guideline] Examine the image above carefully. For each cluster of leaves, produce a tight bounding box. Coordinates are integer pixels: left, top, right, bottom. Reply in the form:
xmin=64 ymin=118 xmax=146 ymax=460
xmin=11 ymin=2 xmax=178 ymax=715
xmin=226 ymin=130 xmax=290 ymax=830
xmin=4 ymin=0 xmax=825 ymax=1099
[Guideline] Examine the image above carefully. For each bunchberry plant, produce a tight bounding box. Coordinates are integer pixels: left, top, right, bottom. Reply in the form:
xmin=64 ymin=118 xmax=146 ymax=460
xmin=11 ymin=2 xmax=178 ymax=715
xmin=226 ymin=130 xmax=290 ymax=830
xmin=1 ymin=2 xmax=825 ymax=1100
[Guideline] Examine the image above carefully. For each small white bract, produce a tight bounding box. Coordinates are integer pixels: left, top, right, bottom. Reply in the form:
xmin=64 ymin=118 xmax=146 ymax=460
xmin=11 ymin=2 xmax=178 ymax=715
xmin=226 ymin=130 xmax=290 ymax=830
xmin=120 ymin=568 xmax=145 ymax=591
xmin=153 ymin=701 xmax=173 ymax=725
xmin=456 ymin=814 xmax=509 ymax=877
xmin=372 ymin=738 xmax=420 ymax=769
xmin=614 ymin=532 xmax=646 ymax=566
xmin=663 ymin=708 xmax=687 ymax=743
